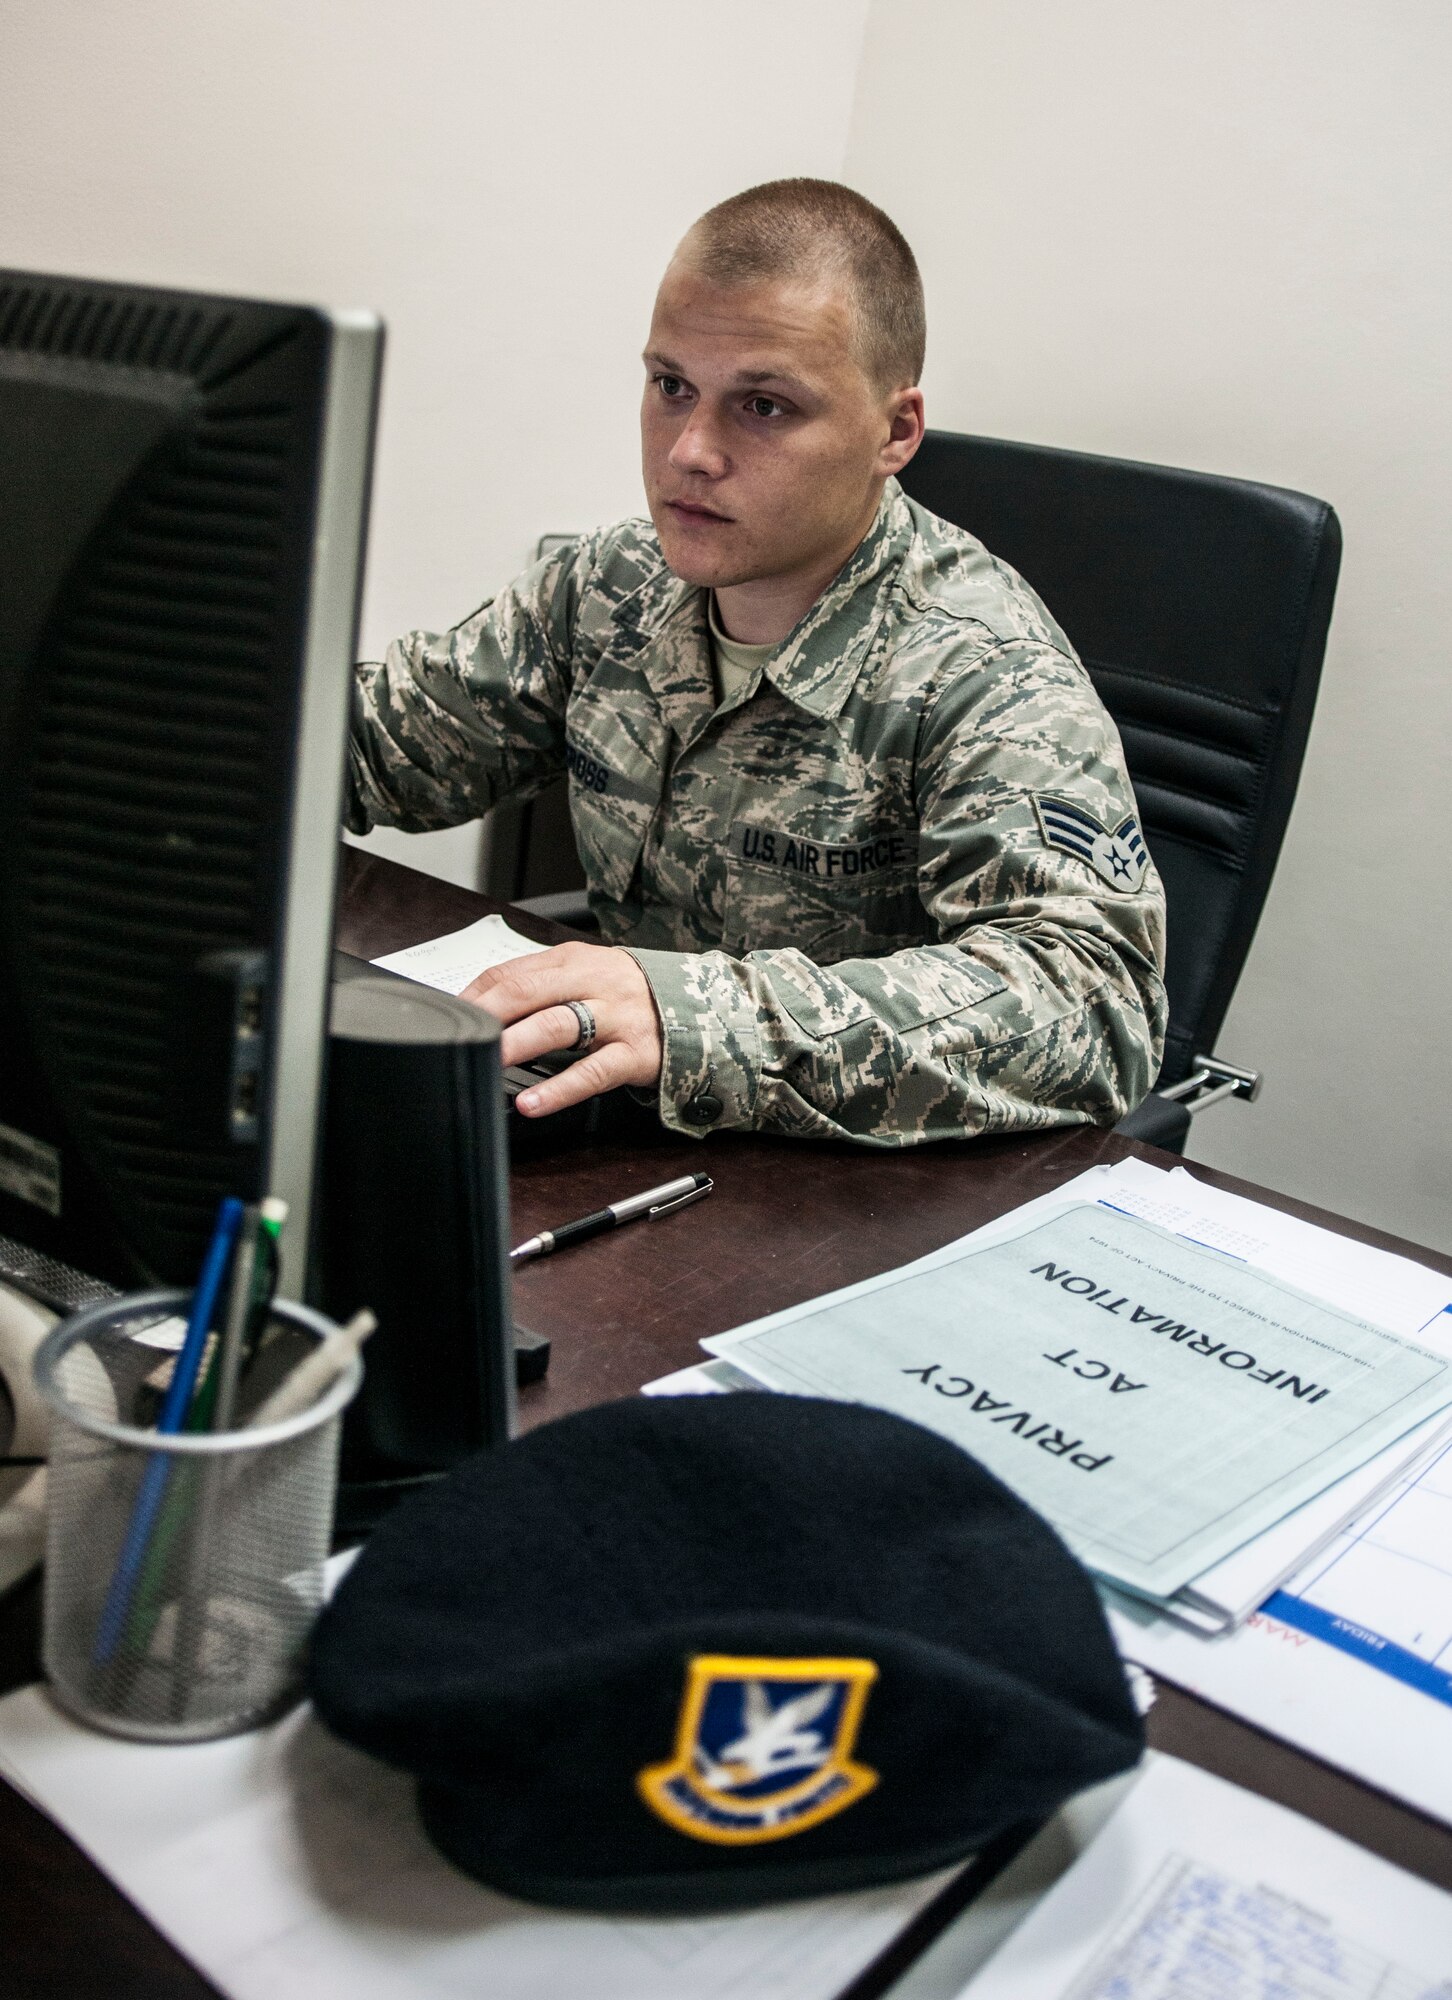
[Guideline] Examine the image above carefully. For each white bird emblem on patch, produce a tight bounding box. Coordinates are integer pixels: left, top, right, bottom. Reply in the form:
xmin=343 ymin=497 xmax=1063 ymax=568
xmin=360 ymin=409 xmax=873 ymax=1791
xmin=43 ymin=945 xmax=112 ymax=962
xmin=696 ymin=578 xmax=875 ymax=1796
xmin=695 ymin=1679 xmax=836 ymax=1790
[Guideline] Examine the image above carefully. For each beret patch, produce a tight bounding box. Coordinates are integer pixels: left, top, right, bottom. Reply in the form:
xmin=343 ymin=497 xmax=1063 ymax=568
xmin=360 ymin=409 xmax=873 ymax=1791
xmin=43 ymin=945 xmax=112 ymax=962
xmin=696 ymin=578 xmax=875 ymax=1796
xmin=636 ymin=1653 xmax=879 ymax=1845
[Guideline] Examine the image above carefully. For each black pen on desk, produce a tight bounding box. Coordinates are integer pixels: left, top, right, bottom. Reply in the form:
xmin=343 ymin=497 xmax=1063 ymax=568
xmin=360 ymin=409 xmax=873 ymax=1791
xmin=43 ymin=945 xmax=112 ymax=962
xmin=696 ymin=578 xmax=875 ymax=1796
xmin=510 ymin=1173 xmax=712 ymax=1265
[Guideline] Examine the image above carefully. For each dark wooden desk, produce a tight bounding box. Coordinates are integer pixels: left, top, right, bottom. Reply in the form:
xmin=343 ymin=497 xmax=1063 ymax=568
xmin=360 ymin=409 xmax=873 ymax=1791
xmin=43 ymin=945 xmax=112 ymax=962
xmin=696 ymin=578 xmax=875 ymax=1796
xmin=3 ymin=844 xmax=1450 ymax=1997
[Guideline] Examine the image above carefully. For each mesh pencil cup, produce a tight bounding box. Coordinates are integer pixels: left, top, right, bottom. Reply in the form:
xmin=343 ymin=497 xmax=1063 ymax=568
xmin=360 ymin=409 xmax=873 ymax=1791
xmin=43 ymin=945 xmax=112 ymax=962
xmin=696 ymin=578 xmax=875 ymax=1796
xmin=33 ymin=1288 xmax=362 ymax=1743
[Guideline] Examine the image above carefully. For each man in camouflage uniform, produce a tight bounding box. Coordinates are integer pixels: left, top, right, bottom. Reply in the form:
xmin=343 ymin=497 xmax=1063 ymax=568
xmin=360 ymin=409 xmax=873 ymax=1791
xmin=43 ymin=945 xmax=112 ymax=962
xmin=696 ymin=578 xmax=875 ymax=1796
xmin=349 ymin=181 xmax=1166 ymax=1146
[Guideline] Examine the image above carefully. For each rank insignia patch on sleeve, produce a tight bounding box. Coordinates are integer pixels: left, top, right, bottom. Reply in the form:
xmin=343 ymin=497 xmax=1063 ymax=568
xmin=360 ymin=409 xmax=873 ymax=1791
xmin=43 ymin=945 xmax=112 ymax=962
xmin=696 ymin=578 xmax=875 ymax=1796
xmin=1034 ymin=795 xmax=1151 ymax=892
xmin=637 ymin=1654 xmax=879 ymax=1845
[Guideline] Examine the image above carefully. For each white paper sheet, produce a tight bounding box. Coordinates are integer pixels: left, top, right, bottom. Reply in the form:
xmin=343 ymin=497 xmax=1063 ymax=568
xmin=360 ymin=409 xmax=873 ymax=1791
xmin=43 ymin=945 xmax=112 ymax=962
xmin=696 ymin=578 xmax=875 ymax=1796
xmin=370 ymin=914 xmax=549 ymax=996
xmin=0 ymin=1685 xmax=961 ymax=2000
xmin=642 ymin=1359 xmax=766 ymax=1397
xmin=956 ymin=1753 xmax=1452 ymax=1999
xmin=1102 ymin=1158 xmax=1452 ymax=1345
xmin=885 ymin=1772 xmax=1140 ymax=2000
xmin=965 ymin=1160 xmax=1452 ymax=1350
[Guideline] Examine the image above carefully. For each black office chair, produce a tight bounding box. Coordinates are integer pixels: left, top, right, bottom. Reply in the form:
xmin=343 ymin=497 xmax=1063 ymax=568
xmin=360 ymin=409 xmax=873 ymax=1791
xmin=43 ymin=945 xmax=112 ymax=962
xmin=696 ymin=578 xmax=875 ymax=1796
xmin=898 ymin=431 xmax=1341 ymax=1149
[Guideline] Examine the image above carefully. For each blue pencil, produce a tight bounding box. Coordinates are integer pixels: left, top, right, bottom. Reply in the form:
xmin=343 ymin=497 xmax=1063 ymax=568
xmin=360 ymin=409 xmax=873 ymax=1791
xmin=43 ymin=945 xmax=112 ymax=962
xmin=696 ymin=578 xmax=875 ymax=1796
xmin=93 ymin=1196 xmax=246 ymax=1666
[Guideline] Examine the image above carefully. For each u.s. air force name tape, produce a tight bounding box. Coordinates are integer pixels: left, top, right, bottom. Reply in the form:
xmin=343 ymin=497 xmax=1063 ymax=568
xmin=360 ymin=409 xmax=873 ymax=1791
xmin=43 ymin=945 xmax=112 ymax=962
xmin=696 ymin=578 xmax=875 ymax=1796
xmin=732 ymin=822 xmax=916 ymax=880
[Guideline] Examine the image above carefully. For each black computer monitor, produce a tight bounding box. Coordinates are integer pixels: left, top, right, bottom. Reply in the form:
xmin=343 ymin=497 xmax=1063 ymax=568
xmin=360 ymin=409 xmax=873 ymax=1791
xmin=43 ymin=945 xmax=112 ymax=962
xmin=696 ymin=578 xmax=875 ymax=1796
xmin=0 ymin=269 xmax=382 ymax=1292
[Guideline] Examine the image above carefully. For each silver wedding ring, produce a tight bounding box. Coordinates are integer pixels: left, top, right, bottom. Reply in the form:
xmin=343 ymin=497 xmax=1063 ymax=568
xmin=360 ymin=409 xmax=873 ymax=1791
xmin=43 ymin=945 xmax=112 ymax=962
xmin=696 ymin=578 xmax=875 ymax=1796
xmin=564 ymin=999 xmax=597 ymax=1052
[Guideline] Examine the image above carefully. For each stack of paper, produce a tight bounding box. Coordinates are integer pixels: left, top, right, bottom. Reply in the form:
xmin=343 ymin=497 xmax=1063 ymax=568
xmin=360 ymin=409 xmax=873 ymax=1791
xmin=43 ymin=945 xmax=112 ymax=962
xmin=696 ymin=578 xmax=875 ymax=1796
xmin=1105 ymin=1426 xmax=1452 ymax=1826
xmin=667 ymin=1159 xmax=1452 ymax=1632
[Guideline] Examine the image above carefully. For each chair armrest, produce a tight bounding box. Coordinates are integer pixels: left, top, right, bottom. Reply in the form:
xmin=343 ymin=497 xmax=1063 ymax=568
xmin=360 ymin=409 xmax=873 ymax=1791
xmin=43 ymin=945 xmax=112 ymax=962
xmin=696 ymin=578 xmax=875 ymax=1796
xmin=1115 ymin=1054 xmax=1263 ymax=1154
xmin=1115 ymin=1091 xmax=1192 ymax=1152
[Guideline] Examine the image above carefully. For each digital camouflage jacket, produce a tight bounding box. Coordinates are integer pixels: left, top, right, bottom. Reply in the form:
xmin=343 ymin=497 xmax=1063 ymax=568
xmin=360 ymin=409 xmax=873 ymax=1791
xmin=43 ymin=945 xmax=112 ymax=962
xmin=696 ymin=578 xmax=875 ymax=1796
xmin=349 ymin=480 xmax=1167 ymax=1146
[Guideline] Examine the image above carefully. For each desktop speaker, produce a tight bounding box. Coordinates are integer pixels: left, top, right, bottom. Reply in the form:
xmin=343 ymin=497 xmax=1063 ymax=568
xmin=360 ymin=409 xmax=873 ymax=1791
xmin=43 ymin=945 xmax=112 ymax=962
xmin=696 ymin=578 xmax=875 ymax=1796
xmin=319 ymin=958 xmax=516 ymax=1530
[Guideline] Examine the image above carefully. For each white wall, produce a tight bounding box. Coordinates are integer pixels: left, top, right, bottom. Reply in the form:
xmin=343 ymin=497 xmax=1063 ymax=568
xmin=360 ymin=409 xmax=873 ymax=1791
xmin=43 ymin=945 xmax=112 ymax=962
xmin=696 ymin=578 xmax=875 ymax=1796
xmin=844 ymin=1 xmax=1452 ymax=1252
xmin=0 ymin=0 xmax=869 ymax=884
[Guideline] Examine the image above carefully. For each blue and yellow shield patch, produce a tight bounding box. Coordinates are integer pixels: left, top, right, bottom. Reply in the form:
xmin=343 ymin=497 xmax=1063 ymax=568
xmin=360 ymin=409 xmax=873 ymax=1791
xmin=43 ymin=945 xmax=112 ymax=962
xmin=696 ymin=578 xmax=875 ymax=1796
xmin=637 ymin=1654 xmax=879 ymax=1846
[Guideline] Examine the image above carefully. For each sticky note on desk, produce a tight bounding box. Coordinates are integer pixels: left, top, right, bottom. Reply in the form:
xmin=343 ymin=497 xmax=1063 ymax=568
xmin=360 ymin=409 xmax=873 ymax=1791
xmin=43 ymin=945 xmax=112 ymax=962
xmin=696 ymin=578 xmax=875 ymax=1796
xmin=371 ymin=915 xmax=549 ymax=996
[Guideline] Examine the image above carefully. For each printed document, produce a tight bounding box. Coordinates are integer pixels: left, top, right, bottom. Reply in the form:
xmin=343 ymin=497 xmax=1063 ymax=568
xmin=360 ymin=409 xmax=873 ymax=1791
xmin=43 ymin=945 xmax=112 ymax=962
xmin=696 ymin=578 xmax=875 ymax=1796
xmin=1099 ymin=1157 xmax=1452 ymax=1345
xmin=1268 ymin=1427 xmax=1452 ymax=1702
xmin=706 ymin=1201 xmax=1452 ymax=1600
xmin=371 ymin=914 xmax=548 ymax=995
xmin=956 ymin=1753 xmax=1452 ymax=2000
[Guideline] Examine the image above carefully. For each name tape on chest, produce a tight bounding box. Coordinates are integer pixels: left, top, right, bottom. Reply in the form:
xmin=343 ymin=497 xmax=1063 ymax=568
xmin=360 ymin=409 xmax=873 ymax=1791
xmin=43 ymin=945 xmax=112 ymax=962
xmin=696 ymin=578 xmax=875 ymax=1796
xmin=733 ymin=823 xmax=916 ymax=882
xmin=564 ymin=742 xmax=610 ymax=795
xmin=1034 ymin=795 xmax=1150 ymax=892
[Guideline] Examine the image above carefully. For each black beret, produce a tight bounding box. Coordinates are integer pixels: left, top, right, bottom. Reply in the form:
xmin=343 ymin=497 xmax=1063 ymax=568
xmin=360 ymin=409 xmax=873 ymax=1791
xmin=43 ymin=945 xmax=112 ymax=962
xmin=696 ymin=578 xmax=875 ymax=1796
xmin=309 ymin=1394 xmax=1141 ymax=1912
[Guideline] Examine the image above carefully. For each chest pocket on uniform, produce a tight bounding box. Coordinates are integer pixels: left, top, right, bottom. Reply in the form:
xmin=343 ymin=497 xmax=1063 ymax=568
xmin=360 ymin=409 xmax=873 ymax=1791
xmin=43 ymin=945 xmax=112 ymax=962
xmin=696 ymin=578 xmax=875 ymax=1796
xmin=722 ymin=821 xmax=925 ymax=965
xmin=563 ymin=678 xmax=670 ymax=905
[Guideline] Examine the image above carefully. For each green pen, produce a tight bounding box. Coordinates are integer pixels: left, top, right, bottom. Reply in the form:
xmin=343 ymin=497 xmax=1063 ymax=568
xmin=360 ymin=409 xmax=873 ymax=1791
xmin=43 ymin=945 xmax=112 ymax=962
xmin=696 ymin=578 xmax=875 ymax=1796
xmin=238 ymin=1196 xmax=287 ymax=1382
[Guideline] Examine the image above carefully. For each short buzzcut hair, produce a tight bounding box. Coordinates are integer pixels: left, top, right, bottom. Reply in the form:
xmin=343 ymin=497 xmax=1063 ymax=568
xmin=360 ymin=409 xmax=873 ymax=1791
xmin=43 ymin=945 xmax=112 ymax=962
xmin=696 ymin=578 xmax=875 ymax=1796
xmin=684 ymin=178 xmax=926 ymax=391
